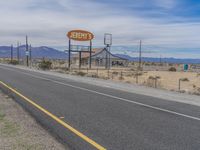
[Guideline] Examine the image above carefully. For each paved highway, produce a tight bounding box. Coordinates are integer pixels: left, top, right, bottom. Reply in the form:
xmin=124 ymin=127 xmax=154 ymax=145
xmin=0 ymin=64 xmax=200 ymax=150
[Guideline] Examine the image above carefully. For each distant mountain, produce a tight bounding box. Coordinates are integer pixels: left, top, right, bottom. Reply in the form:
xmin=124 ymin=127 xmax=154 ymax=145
xmin=115 ymin=54 xmax=200 ymax=64
xmin=0 ymin=46 xmax=68 ymax=59
xmin=1 ymin=45 xmax=200 ymax=64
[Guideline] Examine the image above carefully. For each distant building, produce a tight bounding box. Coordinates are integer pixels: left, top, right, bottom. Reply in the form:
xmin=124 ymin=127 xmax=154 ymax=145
xmin=73 ymin=48 xmax=128 ymax=67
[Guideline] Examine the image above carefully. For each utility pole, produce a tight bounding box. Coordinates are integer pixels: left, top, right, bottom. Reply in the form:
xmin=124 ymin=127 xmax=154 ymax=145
xmin=89 ymin=40 xmax=92 ymax=69
xmin=17 ymin=42 xmax=20 ymax=63
xmin=29 ymin=44 xmax=32 ymax=67
xmin=26 ymin=35 xmax=29 ymax=67
xmin=139 ymin=40 xmax=142 ymax=70
xmin=106 ymin=44 xmax=111 ymax=69
xmin=104 ymin=33 xmax=112 ymax=69
xmin=68 ymin=39 xmax=71 ymax=69
xmin=11 ymin=45 xmax=13 ymax=63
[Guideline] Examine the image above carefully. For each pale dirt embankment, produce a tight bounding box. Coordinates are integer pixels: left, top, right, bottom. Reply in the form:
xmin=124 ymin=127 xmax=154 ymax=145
xmin=0 ymin=91 xmax=67 ymax=150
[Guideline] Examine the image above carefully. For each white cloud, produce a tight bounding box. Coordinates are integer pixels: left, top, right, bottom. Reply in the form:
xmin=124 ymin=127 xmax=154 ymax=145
xmin=153 ymin=0 xmax=177 ymax=9
xmin=0 ymin=0 xmax=199 ymax=58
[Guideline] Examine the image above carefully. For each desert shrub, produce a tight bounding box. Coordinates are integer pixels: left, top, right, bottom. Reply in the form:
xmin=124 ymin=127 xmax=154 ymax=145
xmin=137 ymin=66 xmax=143 ymax=71
xmin=8 ymin=60 xmax=19 ymax=65
xmin=180 ymin=78 xmax=189 ymax=82
xmin=76 ymin=71 xmax=87 ymax=76
xmin=133 ymin=72 xmax=143 ymax=77
xmin=146 ymin=79 xmax=155 ymax=87
xmin=38 ymin=60 xmax=52 ymax=70
xmin=131 ymin=62 xmax=135 ymax=65
xmin=148 ymin=76 xmax=155 ymax=80
xmin=91 ymin=74 xmax=98 ymax=78
xmin=148 ymin=75 xmax=161 ymax=80
xmin=146 ymin=76 xmax=161 ymax=88
xmin=53 ymin=66 xmax=69 ymax=71
xmin=118 ymin=76 xmax=124 ymax=80
xmin=59 ymin=61 xmax=65 ymax=65
xmin=179 ymin=90 xmax=186 ymax=93
xmin=169 ymin=67 xmax=176 ymax=72
xmin=145 ymin=63 xmax=151 ymax=66
xmin=112 ymin=71 xmax=119 ymax=75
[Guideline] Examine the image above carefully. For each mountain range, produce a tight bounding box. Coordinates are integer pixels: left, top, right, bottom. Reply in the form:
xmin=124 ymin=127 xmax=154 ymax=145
xmin=0 ymin=45 xmax=68 ymax=59
xmin=115 ymin=54 xmax=200 ymax=64
xmin=0 ymin=46 xmax=200 ymax=64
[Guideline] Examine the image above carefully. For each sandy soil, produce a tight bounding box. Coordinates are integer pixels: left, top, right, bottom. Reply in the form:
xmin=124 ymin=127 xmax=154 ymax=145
xmin=66 ymin=68 xmax=200 ymax=95
xmin=0 ymin=91 xmax=67 ymax=150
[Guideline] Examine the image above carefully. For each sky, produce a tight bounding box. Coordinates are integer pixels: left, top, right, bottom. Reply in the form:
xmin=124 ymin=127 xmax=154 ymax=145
xmin=0 ymin=0 xmax=200 ymax=58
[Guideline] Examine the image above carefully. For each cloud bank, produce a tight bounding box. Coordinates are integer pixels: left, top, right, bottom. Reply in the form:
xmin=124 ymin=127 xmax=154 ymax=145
xmin=0 ymin=0 xmax=200 ymax=58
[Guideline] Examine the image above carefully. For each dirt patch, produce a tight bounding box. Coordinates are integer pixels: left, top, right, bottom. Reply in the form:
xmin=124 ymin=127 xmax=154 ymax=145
xmin=0 ymin=91 xmax=67 ymax=150
xmin=64 ymin=68 xmax=200 ymax=95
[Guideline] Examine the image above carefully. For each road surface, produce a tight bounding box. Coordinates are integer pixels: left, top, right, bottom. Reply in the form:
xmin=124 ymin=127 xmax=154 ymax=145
xmin=0 ymin=64 xmax=200 ymax=150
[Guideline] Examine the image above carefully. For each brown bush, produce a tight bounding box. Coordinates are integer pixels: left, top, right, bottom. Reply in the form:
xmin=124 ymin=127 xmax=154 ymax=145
xmin=38 ymin=60 xmax=52 ymax=70
xmin=169 ymin=67 xmax=176 ymax=72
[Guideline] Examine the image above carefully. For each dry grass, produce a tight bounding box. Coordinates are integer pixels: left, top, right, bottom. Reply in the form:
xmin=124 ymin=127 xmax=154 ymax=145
xmin=1 ymin=58 xmax=200 ymax=95
xmin=62 ymin=68 xmax=200 ymax=95
xmin=0 ymin=91 xmax=66 ymax=150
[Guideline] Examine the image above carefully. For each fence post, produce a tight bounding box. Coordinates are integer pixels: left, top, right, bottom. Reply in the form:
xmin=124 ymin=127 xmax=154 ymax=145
xmin=155 ymin=78 xmax=157 ymax=88
xmin=136 ymin=74 xmax=138 ymax=84
xmin=97 ymin=68 xmax=99 ymax=77
xmin=179 ymin=79 xmax=181 ymax=91
xmin=108 ymin=70 xmax=110 ymax=78
xmin=111 ymin=71 xmax=114 ymax=79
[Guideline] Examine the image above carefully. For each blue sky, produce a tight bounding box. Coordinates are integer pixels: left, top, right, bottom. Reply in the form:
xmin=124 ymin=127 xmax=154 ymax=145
xmin=0 ymin=0 xmax=200 ymax=58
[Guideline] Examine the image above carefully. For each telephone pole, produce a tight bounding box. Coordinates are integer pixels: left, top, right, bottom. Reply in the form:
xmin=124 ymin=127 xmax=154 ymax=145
xmin=139 ymin=40 xmax=142 ymax=70
xmin=17 ymin=42 xmax=20 ymax=63
xmin=11 ymin=45 xmax=13 ymax=63
xmin=26 ymin=35 xmax=29 ymax=67
xmin=29 ymin=44 xmax=32 ymax=67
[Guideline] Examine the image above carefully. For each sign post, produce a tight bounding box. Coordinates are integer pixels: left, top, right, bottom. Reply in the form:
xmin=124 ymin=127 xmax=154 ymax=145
xmin=26 ymin=35 xmax=29 ymax=67
xmin=104 ymin=33 xmax=112 ymax=69
xmin=67 ymin=30 xmax=94 ymax=69
xmin=89 ymin=40 xmax=92 ymax=69
xmin=68 ymin=39 xmax=71 ymax=69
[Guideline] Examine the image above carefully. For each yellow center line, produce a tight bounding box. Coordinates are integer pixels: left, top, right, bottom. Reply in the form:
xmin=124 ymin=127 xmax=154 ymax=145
xmin=0 ymin=80 xmax=106 ymax=150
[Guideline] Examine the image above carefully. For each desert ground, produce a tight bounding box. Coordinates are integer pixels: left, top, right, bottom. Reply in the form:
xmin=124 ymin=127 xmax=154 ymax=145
xmin=0 ymin=91 xmax=66 ymax=150
xmin=51 ymin=61 xmax=200 ymax=95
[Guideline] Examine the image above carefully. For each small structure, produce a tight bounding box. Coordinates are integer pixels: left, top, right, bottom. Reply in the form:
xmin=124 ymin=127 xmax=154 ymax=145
xmin=73 ymin=48 xmax=128 ymax=67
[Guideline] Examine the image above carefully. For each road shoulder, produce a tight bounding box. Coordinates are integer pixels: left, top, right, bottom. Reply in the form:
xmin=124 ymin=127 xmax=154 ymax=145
xmin=0 ymin=91 xmax=67 ymax=150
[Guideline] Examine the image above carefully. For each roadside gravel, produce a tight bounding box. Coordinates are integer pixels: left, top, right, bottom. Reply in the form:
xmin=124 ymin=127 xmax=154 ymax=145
xmin=0 ymin=91 xmax=67 ymax=150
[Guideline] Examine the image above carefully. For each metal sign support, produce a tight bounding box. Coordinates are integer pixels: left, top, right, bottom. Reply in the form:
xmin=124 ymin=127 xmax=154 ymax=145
xmin=11 ymin=45 xmax=13 ymax=63
xmin=89 ymin=40 xmax=92 ymax=69
xmin=68 ymin=39 xmax=71 ymax=69
xmin=79 ymin=51 xmax=82 ymax=69
xmin=26 ymin=35 xmax=29 ymax=67
xmin=104 ymin=33 xmax=112 ymax=69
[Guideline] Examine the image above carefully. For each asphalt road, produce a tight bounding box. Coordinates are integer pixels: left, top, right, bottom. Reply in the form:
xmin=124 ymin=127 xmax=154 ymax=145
xmin=0 ymin=64 xmax=200 ymax=150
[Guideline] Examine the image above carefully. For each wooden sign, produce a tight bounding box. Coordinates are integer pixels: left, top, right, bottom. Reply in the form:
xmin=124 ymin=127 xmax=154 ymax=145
xmin=67 ymin=30 xmax=94 ymax=41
